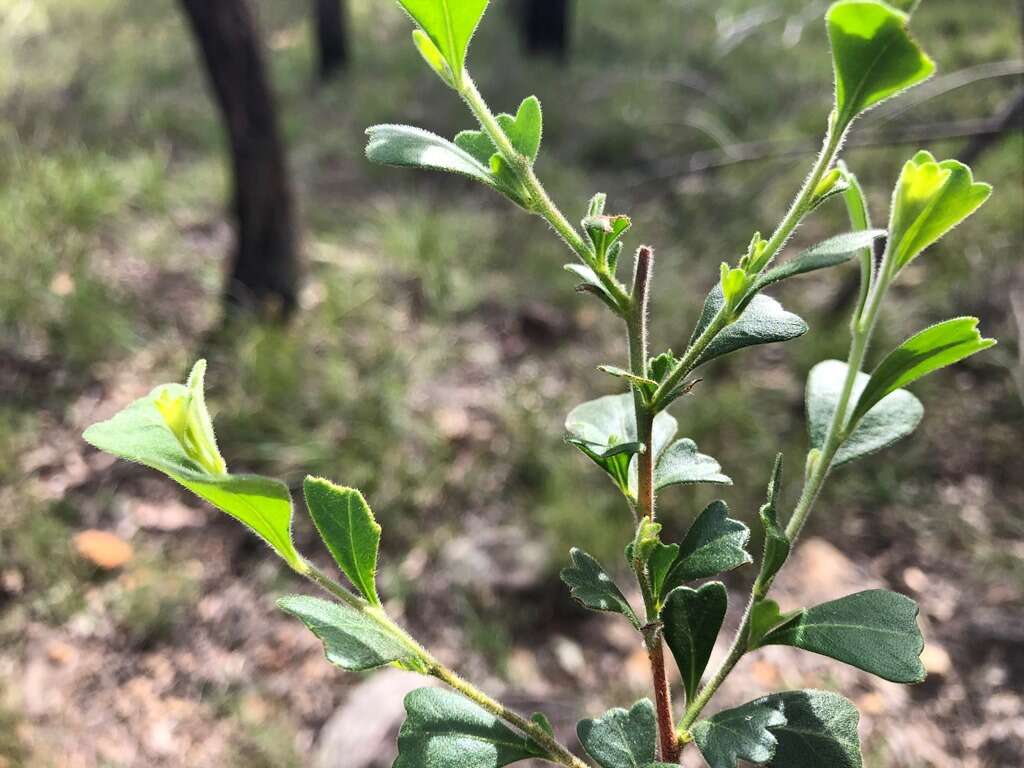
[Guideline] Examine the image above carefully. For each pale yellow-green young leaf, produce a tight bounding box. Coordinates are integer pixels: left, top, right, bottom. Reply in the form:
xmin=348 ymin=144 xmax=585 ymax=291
xmin=393 ymin=0 xmax=490 ymax=88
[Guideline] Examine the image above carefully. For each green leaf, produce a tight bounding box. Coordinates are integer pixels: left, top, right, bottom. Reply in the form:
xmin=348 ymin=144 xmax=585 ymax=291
xmin=654 ymin=438 xmax=731 ymax=490
xmin=747 ymin=599 xmax=802 ymax=650
xmin=366 ymin=124 xmax=511 ymax=192
xmin=851 ymin=317 xmax=995 ymax=424
xmin=754 ymin=454 xmax=789 ymax=595
xmin=277 ymin=595 xmax=418 ymax=672
xmin=564 ymin=263 xmax=622 ymax=311
xmin=662 ymin=582 xmax=727 ymax=703
xmin=749 ymin=230 xmax=886 ymax=297
xmin=564 ymin=393 xmax=677 ymax=497
xmin=497 ymin=96 xmax=543 ymax=162
xmin=598 ymin=365 xmax=659 ymax=395
xmin=755 ymin=589 xmax=926 ymax=683
xmin=577 ymin=699 xmax=657 ymax=768
xmin=395 ymin=687 xmax=535 ymax=768
xmin=827 ymin=0 xmax=935 ymax=128
xmin=807 ymin=360 xmax=923 ymax=466
xmin=691 ymin=696 xmax=787 ymax=768
xmin=648 ymin=350 xmax=680 ymax=383
xmin=646 ymin=542 xmax=680 ymax=606
xmin=661 ymin=501 xmax=752 ymax=595
xmin=808 ymin=168 xmax=850 ymax=210
xmin=888 ymin=151 xmax=992 ymax=270
xmin=83 ymin=364 xmax=302 ymax=568
xmin=393 ymin=0 xmax=489 ymax=86
xmin=766 ymin=690 xmax=863 ymax=768
xmin=412 ymin=29 xmax=455 ymax=86
xmin=561 ymin=548 xmax=640 ymax=628
xmin=839 ymin=162 xmax=872 ymax=235
xmin=690 ymin=288 xmax=808 ymax=370
xmin=303 ymin=477 xmax=382 ymax=606
xmin=584 ymin=214 xmax=632 ymax=266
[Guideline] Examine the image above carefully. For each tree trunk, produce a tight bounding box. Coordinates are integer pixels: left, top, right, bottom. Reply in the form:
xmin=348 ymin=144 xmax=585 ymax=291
xmin=313 ymin=0 xmax=348 ymax=81
xmin=179 ymin=0 xmax=299 ymax=316
xmin=521 ymin=0 xmax=570 ymax=59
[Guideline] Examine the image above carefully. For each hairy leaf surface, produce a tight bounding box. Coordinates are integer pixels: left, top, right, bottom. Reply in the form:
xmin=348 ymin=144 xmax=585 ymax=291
xmin=304 ymin=477 xmax=382 ymax=605
xmin=393 ymin=0 xmax=489 ymax=84
xmin=755 ymin=589 xmax=926 ymax=683
xmin=807 ymin=360 xmax=923 ymax=465
xmin=851 ymin=318 xmax=995 ymax=424
xmin=277 ymin=595 xmax=416 ymax=671
xmin=691 ymin=696 xmax=786 ymax=768
xmin=663 ymin=501 xmax=752 ymax=590
xmin=662 ymin=582 xmax=727 ymax=702
xmin=84 ymin=367 xmax=301 ymax=568
xmin=654 ymin=438 xmax=731 ymax=490
xmin=690 ymin=288 xmax=808 ymax=369
xmin=827 ymin=0 xmax=934 ymax=127
xmin=766 ymin=690 xmax=863 ymax=768
xmin=395 ymin=687 xmax=535 ymax=767
xmin=577 ymin=699 xmax=657 ymax=768
xmin=561 ymin=548 xmax=640 ymax=627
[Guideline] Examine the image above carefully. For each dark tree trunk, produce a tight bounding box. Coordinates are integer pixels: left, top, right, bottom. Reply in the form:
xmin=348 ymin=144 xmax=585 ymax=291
xmin=313 ymin=0 xmax=348 ymax=81
xmin=521 ymin=0 xmax=570 ymax=58
xmin=179 ymin=0 xmax=299 ymax=316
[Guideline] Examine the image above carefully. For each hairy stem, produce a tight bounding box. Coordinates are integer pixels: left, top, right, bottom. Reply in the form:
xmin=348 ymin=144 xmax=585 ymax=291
xmin=459 ymin=75 xmax=631 ymax=310
xmin=626 ymin=247 xmax=679 ymax=762
xmin=647 ymin=635 xmax=681 ymax=762
xmin=302 ymin=563 xmax=589 ymax=768
xmin=653 ymin=120 xmax=846 ymax=410
xmin=672 ymin=121 xmax=852 ymax=739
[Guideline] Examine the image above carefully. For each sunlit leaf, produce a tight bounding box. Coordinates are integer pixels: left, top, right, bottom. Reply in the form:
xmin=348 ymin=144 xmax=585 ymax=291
xmin=412 ymin=28 xmax=454 ymax=86
xmin=497 ymin=95 xmax=543 ymax=162
xmin=367 ymin=124 xmax=490 ymax=183
xmin=888 ymin=151 xmax=992 ymax=269
xmin=304 ymin=477 xmax=382 ymax=605
xmin=565 ymin=393 xmax=676 ymax=496
xmin=827 ymin=0 xmax=935 ymax=127
xmin=393 ymin=0 xmax=489 ymax=86
xmin=851 ymin=317 xmax=995 ymax=424
xmin=83 ymin=363 xmax=302 ymax=568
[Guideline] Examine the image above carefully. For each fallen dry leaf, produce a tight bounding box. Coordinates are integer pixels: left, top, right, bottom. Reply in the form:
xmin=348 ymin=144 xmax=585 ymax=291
xmin=74 ymin=530 xmax=134 ymax=570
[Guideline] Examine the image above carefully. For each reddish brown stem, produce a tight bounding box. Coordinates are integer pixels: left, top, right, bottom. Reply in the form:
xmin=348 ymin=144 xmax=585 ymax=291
xmin=648 ymin=637 xmax=681 ymax=762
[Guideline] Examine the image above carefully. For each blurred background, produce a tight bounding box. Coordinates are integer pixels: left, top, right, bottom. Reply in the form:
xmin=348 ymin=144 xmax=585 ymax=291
xmin=0 ymin=0 xmax=1021 ymax=765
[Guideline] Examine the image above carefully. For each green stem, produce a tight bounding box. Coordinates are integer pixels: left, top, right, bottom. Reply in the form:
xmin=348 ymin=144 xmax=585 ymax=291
xmin=678 ymin=594 xmax=755 ymax=735
xmin=672 ymin=122 xmax=854 ymax=740
xmin=653 ymin=120 xmax=846 ymax=411
xmin=301 ymin=563 xmax=589 ymax=768
xmin=459 ymin=75 xmax=631 ymax=311
xmin=650 ymin=303 xmax=731 ymax=408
